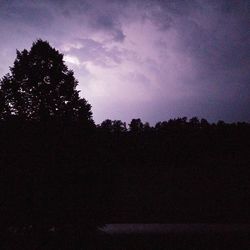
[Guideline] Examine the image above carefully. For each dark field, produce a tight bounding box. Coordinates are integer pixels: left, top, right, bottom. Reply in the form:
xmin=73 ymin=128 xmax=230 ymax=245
xmin=1 ymin=224 xmax=249 ymax=249
xmin=102 ymin=224 xmax=250 ymax=250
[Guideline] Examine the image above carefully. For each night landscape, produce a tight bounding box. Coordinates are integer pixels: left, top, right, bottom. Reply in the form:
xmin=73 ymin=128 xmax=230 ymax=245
xmin=0 ymin=0 xmax=249 ymax=249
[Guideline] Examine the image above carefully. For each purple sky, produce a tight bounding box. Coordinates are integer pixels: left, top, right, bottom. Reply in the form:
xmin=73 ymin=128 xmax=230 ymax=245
xmin=0 ymin=0 xmax=249 ymax=124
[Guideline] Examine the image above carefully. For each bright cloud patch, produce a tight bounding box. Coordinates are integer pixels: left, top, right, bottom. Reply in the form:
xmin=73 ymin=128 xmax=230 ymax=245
xmin=64 ymin=55 xmax=81 ymax=66
xmin=62 ymin=16 xmax=198 ymax=122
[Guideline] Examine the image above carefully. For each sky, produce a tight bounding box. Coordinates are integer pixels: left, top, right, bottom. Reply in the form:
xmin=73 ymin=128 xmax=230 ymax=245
xmin=0 ymin=0 xmax=249 ymax=124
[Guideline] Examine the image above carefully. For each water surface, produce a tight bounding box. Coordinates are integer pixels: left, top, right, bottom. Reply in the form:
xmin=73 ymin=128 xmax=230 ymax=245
xmin=102 ymin=224 xmax=250 ymax=234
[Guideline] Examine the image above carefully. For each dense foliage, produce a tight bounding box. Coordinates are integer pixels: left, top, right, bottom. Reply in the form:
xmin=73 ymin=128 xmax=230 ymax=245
xmin=0 ymin=40 xmax=93 ymax=123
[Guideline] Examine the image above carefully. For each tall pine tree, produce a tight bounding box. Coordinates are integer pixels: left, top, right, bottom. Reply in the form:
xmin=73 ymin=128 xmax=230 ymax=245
xmin=0 ymin=39 xmax=93 ymax=123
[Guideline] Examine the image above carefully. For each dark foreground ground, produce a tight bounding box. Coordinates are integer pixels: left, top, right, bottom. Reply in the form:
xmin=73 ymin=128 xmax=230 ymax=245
xmin=1 ymin=224 xmax=249 ymax=249
xmin=107 ymin=232 xmax=249 ymax=250
xmin=0 ymin=123 xmax=249 ymax=249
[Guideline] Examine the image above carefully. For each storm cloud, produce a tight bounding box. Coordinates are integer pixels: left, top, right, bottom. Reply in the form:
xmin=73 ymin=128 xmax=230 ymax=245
xmin=0 ymin=0 xmax=249 ymax=123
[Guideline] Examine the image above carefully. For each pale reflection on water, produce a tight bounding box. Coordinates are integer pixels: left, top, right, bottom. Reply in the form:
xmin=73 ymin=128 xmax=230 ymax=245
xmin=102 ymin=224 xmax=250 ymax=234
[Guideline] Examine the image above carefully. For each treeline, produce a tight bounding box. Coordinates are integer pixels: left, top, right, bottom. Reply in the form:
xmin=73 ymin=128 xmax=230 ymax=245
xmin=98 ymin=117 xmax=250 ymax=133
xmin=0 ymin=117 xmax=249 ymax=227
xmin=94 ymin=117 xmax=250 ymax=223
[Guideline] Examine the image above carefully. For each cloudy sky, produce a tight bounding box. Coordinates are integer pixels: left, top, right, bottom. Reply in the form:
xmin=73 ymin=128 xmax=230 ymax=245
xmin=0 ymin=0 xmax=249 ymax=124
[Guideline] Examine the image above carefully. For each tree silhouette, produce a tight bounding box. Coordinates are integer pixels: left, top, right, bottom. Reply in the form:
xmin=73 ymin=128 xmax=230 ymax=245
xmin=189 ymin=116 xmax=200 ymax=128
xmin=100 ymin=119 xmax=113 ymax=132
xmin=200 ymin=118 xmax=209 ymax=128
xmin=0 ymin=39 xmax=92 ymax=123
xmin=0 ymin=88 xmax=10 ymax=120
xmin=100 ymin=119 xmax=127 ymax=133
xmin=112 ymin=120 xmax=127 ymax=133
xmin=129 ymin=118 xmax=144 ymax=133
